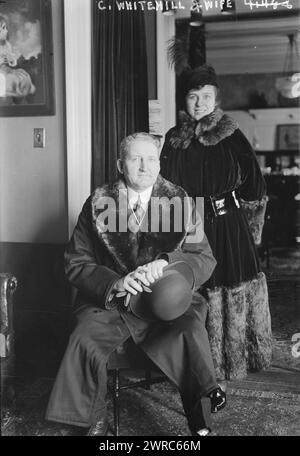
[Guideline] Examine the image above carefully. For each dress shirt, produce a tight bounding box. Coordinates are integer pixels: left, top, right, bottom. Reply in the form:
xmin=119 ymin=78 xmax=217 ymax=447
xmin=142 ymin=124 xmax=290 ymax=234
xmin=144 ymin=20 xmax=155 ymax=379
xmin=127 ymin=186 xmax=153 ymax=211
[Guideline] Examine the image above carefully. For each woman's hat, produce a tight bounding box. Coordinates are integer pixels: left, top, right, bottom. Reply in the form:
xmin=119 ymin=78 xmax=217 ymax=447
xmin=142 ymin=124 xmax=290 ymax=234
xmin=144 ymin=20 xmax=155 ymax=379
xmin=128 ymin=261 xmax=195 ymax=322
xmin=180 ymin=64 xmax=219 ymax=97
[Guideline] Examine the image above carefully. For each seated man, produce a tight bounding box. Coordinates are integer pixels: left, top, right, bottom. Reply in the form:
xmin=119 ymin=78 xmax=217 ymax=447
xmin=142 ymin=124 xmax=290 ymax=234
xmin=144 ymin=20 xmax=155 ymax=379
xmin=45 ymin=132 xmax=226 ymax=436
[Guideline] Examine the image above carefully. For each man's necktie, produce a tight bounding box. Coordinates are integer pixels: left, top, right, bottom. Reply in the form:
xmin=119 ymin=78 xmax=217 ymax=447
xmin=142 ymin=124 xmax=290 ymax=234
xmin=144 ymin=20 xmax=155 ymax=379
xmin=133 ymin=195 xmax=145 ymax=224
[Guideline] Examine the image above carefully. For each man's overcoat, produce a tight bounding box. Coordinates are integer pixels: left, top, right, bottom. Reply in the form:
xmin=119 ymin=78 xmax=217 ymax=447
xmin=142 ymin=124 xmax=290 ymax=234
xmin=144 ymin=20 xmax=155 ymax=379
xmin=46 ymin=175 xmax=217 ymax=428
xmin=65 ymin=175 xmax=216 ymax=343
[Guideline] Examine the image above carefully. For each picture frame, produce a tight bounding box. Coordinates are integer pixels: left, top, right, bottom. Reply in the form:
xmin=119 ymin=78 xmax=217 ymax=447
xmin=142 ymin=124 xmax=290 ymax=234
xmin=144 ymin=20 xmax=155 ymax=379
xmin=276 ymin=124 xmax=300 ymax=151
xmin=0 ymin=0 xmax=55 ymax=117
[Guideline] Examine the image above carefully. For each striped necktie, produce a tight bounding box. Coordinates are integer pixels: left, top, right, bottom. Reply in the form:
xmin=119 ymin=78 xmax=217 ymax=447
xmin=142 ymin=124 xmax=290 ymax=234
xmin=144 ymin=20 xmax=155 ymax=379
xmin=133 ymin=195 xmax=145 ymax=224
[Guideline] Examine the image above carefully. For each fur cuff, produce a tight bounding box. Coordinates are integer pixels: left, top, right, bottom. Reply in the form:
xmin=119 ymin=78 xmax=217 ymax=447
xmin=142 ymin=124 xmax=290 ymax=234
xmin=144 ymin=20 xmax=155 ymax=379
xmin=241 ymin=196 xmax=268 ymax=245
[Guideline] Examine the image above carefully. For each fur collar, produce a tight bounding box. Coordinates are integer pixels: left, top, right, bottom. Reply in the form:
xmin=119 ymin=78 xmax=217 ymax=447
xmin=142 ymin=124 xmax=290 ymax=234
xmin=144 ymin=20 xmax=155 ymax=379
xmin=91 ymin=175 xmax=188 ymax=275
xmin=169 ymin=108 xmax=239 ymax=149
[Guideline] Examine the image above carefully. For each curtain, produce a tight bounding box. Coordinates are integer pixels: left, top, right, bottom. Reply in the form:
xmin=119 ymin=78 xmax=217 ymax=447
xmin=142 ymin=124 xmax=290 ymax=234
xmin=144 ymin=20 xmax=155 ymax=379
xmin=92 ymin=2 xmax=149 ymax=188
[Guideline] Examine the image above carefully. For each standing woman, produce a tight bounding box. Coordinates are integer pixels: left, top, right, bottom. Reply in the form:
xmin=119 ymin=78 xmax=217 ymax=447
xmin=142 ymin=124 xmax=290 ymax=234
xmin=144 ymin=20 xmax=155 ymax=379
xmin=160 ymin=64 xmax=272 ymax=380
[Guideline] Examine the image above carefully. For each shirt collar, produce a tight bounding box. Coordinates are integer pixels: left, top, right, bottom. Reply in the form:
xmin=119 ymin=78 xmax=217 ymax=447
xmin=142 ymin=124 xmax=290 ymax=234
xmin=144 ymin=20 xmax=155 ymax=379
xmin=127 ymin=186 xmax=153 ymax=207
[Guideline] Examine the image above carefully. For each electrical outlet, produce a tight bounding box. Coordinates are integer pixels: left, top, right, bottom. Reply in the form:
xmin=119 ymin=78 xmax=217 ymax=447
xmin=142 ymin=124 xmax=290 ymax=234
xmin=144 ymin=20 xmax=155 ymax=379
xmin=34 ymin=128 xmax=45 ymax=148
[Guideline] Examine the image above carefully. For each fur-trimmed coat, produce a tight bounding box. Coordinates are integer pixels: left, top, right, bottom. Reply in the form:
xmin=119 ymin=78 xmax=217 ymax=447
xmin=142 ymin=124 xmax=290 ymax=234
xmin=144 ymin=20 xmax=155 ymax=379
xmin=160 ymin=109 xmax=272 ymax=380
xmin=160 ymin=108 xmax=267 ymax=288
xmin=65 ymin=175 xmax=216 ymax=336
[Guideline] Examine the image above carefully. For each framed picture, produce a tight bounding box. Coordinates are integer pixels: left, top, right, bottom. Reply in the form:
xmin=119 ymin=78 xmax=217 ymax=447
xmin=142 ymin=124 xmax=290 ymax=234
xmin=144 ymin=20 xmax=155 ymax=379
xmin=276 ymin=124 xmax=300 ymax=151
xmin=0 ymin=0 xmax=55 ymax=116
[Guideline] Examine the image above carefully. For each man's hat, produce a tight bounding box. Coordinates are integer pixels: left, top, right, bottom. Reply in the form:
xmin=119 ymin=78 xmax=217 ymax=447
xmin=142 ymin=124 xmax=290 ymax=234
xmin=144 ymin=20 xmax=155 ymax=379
xmin=129 ymin=261 xmax=195 ymax=322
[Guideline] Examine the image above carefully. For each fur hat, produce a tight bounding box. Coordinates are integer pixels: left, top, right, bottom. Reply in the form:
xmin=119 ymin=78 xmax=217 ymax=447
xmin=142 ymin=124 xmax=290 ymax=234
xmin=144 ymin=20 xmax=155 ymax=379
xmin=129 ymin=261 xmax=195 ymax=321
xmin=180 ymin=64 xmax=219 ymax=98
xmin=176 ymin=64 xmax=219 ymax=111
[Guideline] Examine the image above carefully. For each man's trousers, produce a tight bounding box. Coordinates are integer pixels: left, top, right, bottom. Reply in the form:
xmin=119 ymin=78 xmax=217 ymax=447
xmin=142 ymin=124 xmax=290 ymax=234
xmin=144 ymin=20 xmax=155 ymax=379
xmin=45 ymin=302 xmax=218 ymax=433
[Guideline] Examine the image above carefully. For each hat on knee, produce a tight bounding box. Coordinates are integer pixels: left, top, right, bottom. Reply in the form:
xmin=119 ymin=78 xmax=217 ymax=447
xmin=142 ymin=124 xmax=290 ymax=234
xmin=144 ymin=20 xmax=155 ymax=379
xmin=129 ymin=261 xmax=195 ymax=322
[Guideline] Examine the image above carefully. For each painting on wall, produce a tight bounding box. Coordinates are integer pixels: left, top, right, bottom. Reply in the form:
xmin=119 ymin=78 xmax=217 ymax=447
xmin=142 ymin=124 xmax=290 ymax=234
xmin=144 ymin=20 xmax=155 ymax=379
xmin=0 ymin=0 xmax=55 ymax=117
xmin=277 ymin=124 xmax=300 ymax=151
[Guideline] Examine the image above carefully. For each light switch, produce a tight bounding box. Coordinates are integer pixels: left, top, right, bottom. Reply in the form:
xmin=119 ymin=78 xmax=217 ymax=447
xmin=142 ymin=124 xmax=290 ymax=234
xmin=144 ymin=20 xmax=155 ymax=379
xmin=34 ymin=128 xmax=45 ymax=148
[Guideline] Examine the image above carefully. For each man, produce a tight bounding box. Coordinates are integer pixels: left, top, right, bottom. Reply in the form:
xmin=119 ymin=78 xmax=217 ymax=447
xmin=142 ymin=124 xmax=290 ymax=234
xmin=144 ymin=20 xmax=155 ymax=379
xmin=45 ymin=132 xmax=226 ymax=436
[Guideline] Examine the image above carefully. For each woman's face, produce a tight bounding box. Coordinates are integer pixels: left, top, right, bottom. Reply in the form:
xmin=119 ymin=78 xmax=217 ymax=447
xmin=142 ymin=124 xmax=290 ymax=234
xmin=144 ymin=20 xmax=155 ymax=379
xmin=185 ymin=85 xmax=216 ymax=121
xmin=0 ymin=21 xmax=8 ymax=41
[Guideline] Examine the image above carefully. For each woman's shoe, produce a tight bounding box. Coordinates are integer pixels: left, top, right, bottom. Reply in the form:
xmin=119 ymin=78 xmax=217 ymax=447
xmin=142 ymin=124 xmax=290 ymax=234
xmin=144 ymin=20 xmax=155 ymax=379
xmin=208 ymin=386 xmax=227 ymax=413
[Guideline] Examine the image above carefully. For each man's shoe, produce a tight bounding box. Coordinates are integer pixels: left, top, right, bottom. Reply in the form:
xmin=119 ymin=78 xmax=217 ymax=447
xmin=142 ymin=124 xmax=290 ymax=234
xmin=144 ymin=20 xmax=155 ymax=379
xmin=208 ymin=385 xmax=226 ymax=413
xmin=86 ymin=417 xmax=109 ymax=436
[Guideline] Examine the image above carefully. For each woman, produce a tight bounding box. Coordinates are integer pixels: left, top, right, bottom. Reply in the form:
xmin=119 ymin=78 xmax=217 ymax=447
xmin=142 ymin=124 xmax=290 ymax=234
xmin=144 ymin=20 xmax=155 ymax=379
xmin=160 ymin=64 xmax=272 ymax=380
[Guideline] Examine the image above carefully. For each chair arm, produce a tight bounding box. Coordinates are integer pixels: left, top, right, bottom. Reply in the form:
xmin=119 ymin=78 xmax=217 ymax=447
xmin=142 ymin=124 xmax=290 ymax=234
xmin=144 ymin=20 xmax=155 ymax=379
xmin=0 ymin=273 xmax=18 ymax=359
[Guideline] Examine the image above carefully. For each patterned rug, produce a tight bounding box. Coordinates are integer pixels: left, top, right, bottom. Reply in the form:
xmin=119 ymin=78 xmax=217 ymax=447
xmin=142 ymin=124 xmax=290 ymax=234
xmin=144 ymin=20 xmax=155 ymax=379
xmin=2 ymin=366 xmax=300 ymax=436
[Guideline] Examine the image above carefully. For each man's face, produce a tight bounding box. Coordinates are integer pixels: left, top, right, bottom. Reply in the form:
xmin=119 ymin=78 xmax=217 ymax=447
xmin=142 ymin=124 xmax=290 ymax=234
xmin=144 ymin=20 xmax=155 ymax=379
xmin=118 ymin=140 xmax=160 ymax=192
xmin=185 ymin=84 xmax=216 ymax=121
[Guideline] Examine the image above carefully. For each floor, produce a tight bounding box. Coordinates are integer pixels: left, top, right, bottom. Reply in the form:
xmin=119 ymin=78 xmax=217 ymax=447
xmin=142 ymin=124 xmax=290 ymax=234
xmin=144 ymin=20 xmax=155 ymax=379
xmin=1 ymin=247 xmax=300 ymax=437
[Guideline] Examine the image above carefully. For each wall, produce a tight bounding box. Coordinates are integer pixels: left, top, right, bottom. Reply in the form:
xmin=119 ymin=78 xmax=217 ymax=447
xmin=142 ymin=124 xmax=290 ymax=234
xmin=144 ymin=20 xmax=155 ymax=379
xmin=0 ymin=0 xmax=70 ymax=380
xmin=0 ymin=0 xmax=68 ymax=245
xmin=227 ymin=107 xmax=300 ymax=151
xmin=206 ymin=16 xmax=300 ymax=75
xmin=204 ymin=15 xmax=300 ymax=154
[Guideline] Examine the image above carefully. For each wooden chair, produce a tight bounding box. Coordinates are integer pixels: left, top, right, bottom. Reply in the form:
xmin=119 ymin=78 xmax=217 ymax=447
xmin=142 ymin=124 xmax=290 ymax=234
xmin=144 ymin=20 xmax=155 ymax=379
xmin=107 ymin=338 xmax=166 ymax=436
xmin=69 ymin=286 xmax=167 ymax=436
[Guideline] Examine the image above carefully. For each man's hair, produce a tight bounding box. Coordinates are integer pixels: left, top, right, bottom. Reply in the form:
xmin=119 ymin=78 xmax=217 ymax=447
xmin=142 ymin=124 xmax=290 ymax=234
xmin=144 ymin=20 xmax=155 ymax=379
xmin=119 ymin=132 xmax=161 ymax=160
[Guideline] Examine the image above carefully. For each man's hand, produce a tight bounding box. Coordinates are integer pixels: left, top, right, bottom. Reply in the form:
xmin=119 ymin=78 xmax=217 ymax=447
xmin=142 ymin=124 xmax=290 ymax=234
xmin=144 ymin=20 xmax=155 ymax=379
xmin=114 ymin=267 xmax=152 ymax=296
xmin=142 ymin=259 xmax=168 ymax=284
xmin=114 ymin=259 xmax=168 ymax=296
